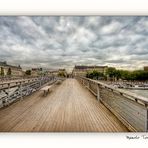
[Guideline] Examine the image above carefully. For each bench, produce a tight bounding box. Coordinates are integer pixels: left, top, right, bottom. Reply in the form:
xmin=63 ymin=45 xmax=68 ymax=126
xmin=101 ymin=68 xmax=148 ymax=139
xmin=40 ymin=85 xmax=52 ymax=96
xmin=55 ymin=79 xmax=63 ymax=85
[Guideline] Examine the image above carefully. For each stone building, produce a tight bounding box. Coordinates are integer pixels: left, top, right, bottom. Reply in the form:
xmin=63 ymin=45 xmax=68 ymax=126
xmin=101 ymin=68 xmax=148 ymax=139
xmin=144 ymin=66 xmax=148 ymax=72
xmin=31 ymin=68 xmax=43 ymax=76
xmin=47 ymin=69 xmax=67 ymax=77
xmin=0 ymin=61 xmax=23 ymax=77
xmin=72 ymin=65 xmax=108 ymax=77
xmin=47 ymin=69 xmax=58 ymax=76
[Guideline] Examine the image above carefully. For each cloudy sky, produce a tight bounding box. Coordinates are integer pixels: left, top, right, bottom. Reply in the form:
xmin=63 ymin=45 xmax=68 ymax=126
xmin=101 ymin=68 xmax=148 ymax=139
xmin=0 ymin=16 xmax=148 ymax=71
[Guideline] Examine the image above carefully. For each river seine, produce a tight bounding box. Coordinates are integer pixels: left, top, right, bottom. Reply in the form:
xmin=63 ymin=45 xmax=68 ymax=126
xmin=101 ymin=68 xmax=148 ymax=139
xmin=125 ymin=89 xmax=148 ymax=98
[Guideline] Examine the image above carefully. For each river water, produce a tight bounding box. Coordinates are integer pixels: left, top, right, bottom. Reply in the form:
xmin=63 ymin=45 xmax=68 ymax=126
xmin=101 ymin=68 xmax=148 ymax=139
xmin=124 ymin=89 xmax=148 ymax=98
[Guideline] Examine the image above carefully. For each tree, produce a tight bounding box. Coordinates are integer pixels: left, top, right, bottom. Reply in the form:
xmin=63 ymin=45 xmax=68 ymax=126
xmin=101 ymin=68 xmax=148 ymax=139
xmin=115 ymin=70 xmax=121 ymax=80
xmin=119 ymin=70 xmax=129 ymax=80
xmin=106 ymin=67 xmax=116 ymax=80
xmin=25 ymin=70 xmax=31 ymax=75
xmin=132 ymin=70 xmax=148 ymax=81
xmin=0 ymin=67 xmax=4 ymax=76
xmin=58 ymin=71 xmax=66 ymax=77
xmin=109 ymin=69 xmax=148 ymax=81
xmin=86 ymin=70 xmax=105 ymax=80
xmin=7 ymin=67 xmax=12 ymax=76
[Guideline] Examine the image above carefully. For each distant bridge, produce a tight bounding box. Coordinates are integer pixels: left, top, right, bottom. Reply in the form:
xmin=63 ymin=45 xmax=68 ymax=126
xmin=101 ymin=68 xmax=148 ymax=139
xmin=0 ymin=77 xmax=147 ymax=132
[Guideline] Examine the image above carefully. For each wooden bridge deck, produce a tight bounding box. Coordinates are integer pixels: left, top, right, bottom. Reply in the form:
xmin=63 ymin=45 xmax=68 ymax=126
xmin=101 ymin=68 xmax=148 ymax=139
xmin=0 ymin=79 xmax=128 ymax=132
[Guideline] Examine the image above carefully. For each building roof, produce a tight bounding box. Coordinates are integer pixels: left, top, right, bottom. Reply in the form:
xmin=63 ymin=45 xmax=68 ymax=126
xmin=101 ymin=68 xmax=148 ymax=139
xmin=74 ymin=65 xmax=108 ymax=70
xmin=48 ymin=70 xmax=58 ymax=73
xmin=0 ymin=61 xmax=7 ymax=66
xmin=32 ymin=68 xmax=42 ymax=71
xmin=144 ymin=66 xmax=148 ymax=71
xmin=0 ymin=61 xmax=22 ymax=69
xmin=59 ymin=69 xmax=66 ymax=71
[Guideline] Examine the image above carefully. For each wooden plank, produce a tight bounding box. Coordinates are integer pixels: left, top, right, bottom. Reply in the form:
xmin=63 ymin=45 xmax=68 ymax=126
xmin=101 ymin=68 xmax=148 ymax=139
xmin=0 ymin=79 xmax=128 ymax=132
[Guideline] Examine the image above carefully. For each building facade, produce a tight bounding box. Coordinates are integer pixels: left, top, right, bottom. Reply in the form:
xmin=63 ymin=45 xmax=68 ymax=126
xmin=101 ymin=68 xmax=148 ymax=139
xmin=48 ymin=69 xmax=67 ymax=77
xmin=0 ymin=61 xmax=23 ymax=77
xmin=72 ymin=65 xmax=108 ymax=77
xmin=31 ymin=68 xmax=43 ymax=76
xmin=144 ymin=66 xmax=148 ymax=72
xmin=48 ymin=70 xmax=59 ymax=76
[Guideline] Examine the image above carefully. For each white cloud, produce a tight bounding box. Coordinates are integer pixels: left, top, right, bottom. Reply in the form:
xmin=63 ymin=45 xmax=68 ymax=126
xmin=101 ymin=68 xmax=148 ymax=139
xmin=100 ymin=21 xmax=122 ymax=34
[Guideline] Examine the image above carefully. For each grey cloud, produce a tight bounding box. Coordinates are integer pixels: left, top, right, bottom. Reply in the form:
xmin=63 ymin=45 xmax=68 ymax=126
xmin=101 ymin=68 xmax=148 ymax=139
xmin=0 ymin=16 xmax=148 ymax=71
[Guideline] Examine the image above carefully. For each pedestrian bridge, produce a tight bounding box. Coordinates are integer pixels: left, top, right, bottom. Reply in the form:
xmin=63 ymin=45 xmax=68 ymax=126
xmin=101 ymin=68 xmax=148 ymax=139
xmin=0 ymin=77 xmax=147 ymax=132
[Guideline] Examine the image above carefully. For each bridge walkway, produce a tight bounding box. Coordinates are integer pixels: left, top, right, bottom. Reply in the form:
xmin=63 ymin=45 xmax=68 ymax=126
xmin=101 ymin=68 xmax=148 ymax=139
xmin=0 ymin=79 xmax=128 ymax=132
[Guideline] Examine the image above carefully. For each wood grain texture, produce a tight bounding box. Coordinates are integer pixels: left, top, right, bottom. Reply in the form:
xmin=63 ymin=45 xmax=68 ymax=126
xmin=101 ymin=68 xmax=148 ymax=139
xmin=0 ymin=79 xmax=128 ymax=132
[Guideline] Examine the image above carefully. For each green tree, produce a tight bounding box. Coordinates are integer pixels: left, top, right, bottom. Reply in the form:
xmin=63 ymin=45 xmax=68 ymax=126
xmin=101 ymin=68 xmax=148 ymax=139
xmin=106 ymin=67 xmax=117 ymax=80
xmin=114 ymin=70 xmax=121 ymax=80
xmin=88 ymin=67 xmax=148 ymax=81
xmin=112 ymin=69 xmax=148 ymax=81
xmin=119 ymin=70 xmax=129 ymax=80
xmin=86 ymin=70 xmax=104 ymax=80
xmin=132 ymin=70 xmax=148 ymax=81
xmin=58 ymin=71 xmax=66 ymax=77
xmin=7 ymin=67 xmax=12 ymax=76
xmin=0 ymin=67 xmax=4 ymax=76
xmin=25 ymin=70 xmax=31 ymax=75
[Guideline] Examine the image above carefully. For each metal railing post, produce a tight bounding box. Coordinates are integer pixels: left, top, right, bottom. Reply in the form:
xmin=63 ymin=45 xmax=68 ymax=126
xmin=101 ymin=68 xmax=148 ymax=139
xmin=20 ymin=82 xmax=23 ymax=100
xmin=40 ymin=78 xmax=42 ymax=87
xmin=88 ymin=80 xmax=91 ymax=89
xmin=7 ymin=83 xmax=10 ymax=105
xmin=145 ymin=108 xmax=148 ymax=132
xmin=82 ymin=79 xmax=84 ymax=85
xmin=97 ymin=84 xmax=100 ymax=101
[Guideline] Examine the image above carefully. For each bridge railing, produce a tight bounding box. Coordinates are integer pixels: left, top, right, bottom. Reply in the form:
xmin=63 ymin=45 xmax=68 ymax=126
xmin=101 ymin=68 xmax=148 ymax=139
xmin=0 ymin=76 xmax=57 ymax=108
xmin=77 ymin=76 xmax=148 ymax=132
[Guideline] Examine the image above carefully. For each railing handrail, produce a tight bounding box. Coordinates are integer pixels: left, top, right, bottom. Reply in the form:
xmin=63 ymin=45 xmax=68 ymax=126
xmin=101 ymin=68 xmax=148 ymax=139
xmin=78 ymin=76 xmax=148 ymax=106
xmin=0 ymin=76 xmax=56 ymax=103
xmin=0 ymin=76 xmax=51 ymax=84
